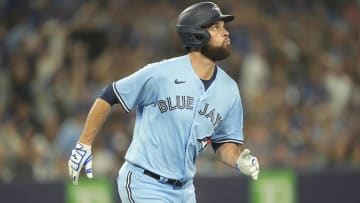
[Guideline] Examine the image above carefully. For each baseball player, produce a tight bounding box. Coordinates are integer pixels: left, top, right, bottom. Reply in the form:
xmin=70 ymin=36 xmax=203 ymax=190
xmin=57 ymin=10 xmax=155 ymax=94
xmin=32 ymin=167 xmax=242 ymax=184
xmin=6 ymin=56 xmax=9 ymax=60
xmin=68 ymin=2 xmax=260 ymax=203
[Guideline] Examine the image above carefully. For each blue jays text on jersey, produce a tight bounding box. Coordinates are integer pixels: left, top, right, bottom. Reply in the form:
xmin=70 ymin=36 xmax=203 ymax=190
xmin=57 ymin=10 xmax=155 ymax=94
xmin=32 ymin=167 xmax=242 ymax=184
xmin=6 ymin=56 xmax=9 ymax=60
xmin=112 ymin=55 xmax=244 ymax=182
xmin=158 ymin=96 xmax=223 ymax=128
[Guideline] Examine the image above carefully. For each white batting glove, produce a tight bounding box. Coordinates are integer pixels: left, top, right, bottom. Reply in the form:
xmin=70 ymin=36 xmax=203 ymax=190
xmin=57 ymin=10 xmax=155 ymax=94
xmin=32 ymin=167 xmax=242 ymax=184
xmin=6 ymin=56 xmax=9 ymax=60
xmin=236 ymin=149 xmax=260 ymax=180
xmin=68 ymin=142 xmax=93 ymax=185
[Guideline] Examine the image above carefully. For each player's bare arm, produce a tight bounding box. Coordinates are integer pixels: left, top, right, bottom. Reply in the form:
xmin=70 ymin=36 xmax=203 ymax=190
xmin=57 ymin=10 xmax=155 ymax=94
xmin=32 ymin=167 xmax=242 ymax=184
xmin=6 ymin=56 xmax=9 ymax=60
xmin=216 ymin=142 xmax=241 ymax=167
xmin=79 ymin=98 xmax=111 ymax=145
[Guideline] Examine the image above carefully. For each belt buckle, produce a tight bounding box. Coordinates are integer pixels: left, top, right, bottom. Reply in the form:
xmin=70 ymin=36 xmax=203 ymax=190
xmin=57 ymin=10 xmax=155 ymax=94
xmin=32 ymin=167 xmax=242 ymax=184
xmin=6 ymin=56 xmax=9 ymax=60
xmin=172 ymin=180 xmax=183 ymax=187
xmin=159 ymin=176 xmax=168 ymax=183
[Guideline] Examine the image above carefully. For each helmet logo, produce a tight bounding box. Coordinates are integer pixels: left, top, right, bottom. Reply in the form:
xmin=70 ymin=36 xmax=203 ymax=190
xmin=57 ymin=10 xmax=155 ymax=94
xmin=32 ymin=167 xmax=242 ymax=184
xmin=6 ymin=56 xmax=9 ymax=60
xmin=211 ymin=5 xmax=221 ymax=13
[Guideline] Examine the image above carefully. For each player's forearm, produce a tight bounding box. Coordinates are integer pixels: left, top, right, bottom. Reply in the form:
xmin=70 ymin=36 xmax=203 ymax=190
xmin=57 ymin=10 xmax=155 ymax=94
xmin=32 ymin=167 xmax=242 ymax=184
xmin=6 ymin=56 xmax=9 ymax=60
xmin=216 ymin=142 xmax=241 ymax=168
xmin=79 ymin=98 xmax=111 ymax=145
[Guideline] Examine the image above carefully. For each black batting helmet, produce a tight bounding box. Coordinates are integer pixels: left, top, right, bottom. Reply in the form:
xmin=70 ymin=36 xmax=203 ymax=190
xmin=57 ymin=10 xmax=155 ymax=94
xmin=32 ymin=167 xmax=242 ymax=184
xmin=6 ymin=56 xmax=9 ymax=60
xmin=176 ymin=2 xmax=234 ymax=50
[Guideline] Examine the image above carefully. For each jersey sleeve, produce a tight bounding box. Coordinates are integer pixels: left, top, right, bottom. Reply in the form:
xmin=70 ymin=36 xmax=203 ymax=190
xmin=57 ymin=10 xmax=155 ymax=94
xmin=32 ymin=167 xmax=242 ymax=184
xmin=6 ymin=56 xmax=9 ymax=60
xmin=112 ymin=64 xmax=157 ymax=112
xmin=212 ymin=92 xmax=244 ymax=144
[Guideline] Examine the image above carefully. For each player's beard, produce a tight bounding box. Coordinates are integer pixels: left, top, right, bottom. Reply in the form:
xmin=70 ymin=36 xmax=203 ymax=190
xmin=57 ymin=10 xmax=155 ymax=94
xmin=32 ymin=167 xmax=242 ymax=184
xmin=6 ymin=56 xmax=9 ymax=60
xmin=201 ymin=43 xmax=230 ymax=62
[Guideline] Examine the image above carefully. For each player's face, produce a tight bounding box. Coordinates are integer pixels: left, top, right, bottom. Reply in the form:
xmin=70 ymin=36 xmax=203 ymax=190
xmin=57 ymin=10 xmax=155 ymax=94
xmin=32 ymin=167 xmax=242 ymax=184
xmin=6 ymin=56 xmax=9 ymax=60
xmin=201 ymin=21 xmax=231 ymax=61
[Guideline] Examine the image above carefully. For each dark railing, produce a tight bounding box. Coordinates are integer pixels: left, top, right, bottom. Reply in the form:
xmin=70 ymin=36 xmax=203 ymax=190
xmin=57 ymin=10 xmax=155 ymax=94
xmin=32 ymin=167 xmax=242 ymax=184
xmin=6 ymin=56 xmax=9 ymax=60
xmin=0 ymin=169 xmax=359 ymax=203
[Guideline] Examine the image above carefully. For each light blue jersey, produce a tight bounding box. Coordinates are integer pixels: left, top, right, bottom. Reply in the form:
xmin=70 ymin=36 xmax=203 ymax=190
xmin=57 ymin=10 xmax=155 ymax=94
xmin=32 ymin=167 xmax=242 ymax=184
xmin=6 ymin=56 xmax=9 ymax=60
xmin=113 ymin=55 xmax=243 ymax=182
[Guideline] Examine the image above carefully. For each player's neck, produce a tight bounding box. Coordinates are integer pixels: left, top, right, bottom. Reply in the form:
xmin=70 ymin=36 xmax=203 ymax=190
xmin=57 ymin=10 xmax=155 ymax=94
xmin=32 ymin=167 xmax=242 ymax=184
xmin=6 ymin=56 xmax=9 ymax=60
xmin=189 ymin=52 xmax=216 ymax=80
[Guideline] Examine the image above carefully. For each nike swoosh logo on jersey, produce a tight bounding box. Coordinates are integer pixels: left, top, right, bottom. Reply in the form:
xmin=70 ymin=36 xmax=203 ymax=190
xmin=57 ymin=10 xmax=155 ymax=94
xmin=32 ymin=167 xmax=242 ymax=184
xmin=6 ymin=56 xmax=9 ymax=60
xmin=174 ymin=79 xmax=186 ymax=84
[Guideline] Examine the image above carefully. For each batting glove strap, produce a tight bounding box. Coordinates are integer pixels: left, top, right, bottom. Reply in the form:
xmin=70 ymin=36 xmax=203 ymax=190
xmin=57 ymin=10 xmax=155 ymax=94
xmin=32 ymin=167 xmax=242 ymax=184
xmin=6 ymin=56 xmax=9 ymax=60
xmin=236 ymin=149 xmax=260 ymax=180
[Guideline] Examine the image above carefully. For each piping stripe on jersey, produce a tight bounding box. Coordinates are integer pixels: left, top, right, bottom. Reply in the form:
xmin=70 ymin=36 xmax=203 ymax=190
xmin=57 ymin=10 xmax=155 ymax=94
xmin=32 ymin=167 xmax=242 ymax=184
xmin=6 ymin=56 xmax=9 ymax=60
xmin=126 ymin=171 xmax=135 ymax=203
xmin=212 ymin=139 xmax=244 ymax=144
xmin=112 ymin=82 xmax=130 ymax=113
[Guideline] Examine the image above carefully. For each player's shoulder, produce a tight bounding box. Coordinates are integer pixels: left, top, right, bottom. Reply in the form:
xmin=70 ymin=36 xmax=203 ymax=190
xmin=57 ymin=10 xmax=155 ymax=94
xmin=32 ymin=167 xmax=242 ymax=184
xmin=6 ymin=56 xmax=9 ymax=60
xmin=139 ymin=55 xmax=189 ymax=77
xmin=215 ymin=67 xmax=241 ymax=102
xmin=216 ymin=66 xmax=238 ymax=88
xmin=147 ymin=55 xmax=189 ymax=68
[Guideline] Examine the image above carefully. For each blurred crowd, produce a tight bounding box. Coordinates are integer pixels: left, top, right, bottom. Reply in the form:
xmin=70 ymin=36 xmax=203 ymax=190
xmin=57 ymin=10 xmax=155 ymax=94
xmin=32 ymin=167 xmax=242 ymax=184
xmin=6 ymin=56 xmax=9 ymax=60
xmin=0 ymin=0 xmax=359 ymax=183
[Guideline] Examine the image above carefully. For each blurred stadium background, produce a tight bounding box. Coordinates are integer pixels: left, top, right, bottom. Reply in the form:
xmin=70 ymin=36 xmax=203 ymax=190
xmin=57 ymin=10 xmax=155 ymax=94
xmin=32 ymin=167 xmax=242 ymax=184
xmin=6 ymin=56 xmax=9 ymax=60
xmin=0 ymin=0 xmax=359 ymax=202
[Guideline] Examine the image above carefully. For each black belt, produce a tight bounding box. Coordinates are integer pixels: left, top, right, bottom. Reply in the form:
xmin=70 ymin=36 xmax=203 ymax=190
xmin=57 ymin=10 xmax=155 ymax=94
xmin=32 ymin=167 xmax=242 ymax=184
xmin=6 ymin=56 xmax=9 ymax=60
xmin=144 ymin=170 xmax=185 ymax=187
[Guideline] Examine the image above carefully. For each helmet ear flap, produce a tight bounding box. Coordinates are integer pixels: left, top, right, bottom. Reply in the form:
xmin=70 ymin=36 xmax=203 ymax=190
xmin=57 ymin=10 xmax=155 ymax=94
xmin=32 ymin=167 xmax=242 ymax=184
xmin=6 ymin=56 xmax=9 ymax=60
xmin=177 ymin=26 xmax=210 ymax=49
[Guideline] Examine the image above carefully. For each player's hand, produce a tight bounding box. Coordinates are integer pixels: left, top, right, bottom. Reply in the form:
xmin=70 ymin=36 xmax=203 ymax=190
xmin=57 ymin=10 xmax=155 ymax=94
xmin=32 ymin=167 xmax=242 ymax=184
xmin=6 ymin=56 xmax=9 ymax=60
xmin=68 ymin=142 xmax=93 ymax=185
xmin=236 ymin=149 xmax=260 ymax=180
